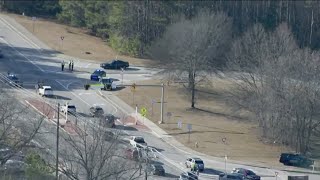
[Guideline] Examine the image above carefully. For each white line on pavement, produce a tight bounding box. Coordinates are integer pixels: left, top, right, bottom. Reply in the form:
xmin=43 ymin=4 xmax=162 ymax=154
xmin=0 ymin=37 xmax=44 ymax=72
xmin=0 ymin=16 xmax=42 ymax=50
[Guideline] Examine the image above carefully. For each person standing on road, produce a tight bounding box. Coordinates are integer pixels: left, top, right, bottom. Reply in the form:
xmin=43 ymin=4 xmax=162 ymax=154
xmin=61 ymin=60 xmax=65 ymax=71
xmin=71 ymin=60 xmax=74 ymax=71
xmin=68 ymin=60 xmax=71 ymax=70
xmin=191 ymin=162 xmax=195 ymax=172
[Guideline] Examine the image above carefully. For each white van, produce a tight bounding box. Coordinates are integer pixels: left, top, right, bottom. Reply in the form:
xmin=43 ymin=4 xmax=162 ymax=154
xmin=38 ymin=86 xmax=53 ymax=97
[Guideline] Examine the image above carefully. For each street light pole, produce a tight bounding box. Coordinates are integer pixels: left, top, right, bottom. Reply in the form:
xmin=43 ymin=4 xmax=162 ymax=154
xmin=160 ymin=83 xmax=164 ymax=124
xmin=56 ymin=103 xmax=60 ymax=179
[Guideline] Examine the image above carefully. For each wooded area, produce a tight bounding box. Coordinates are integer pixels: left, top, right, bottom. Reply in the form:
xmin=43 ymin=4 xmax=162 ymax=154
xmin=1 ymin=0 xmax=320 ymax=57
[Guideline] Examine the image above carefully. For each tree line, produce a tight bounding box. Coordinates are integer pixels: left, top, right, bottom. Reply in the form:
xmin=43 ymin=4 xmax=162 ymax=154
xmin=1 ymin=0 xmax=320 ymax=56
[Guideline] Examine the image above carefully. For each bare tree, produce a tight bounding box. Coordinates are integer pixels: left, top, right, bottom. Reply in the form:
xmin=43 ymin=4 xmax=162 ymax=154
xmin=0 ymin=86 xmax=46 ymax=165
xmin=227 ymin=23 xmax=320 ymax=155
xmin=149 ymin=11 xmax=232 ymax=108
xmin=57 ymin=119 xmax=142 ymax=180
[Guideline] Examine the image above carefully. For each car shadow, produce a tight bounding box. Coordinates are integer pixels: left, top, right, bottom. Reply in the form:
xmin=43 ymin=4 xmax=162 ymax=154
xmin=201 ymin=168 xmax=224 ymax=175
xmin=163 ymin=173 xmax=180 ymax=178
xmin=124 ymin=67 xmax=140 ymax=71
xmin=48 ymin=95 xmax=72 ymax=100
xmin=148 ymin=146 xmax=165 ymax=153
xmin=116 ymin=125 xmax=138 ymax=131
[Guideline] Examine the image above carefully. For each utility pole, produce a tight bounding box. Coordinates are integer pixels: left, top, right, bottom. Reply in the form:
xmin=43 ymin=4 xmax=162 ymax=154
xmin=160 ymin=83 xmax=164 ymax=124
xmin=56 ymin=103 xmax=60 ymax=179
xmin=145 ymin=146 xmax=149 ymax=180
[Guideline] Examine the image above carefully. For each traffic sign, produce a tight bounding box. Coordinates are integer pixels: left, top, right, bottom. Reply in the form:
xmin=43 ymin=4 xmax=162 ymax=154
xmin=131 ymin=83 xmax=136 ymax=92
xmin=177 ymin=120 xmax=182 ymax=129
xmin=140 ymin=107 xmax=147 ymax=117
xmin=187 ymin=124 xmax=192 ymax=131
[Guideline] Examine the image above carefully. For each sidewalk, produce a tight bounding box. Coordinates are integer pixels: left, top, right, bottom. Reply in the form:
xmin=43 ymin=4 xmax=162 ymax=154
xmin=98 ymin=90 xmax=320 ymax=177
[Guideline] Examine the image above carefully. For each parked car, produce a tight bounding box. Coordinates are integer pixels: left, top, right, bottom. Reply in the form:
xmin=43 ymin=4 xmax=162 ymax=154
xmin=6 ymin=73 xmax=23 ymax=87
xmin=89 ymin=106 xmax=104 ymax=117
xmin=90 ymin=69 xmax=106 ymax=81
xmin=99 ymin=114 xmax=116 ymax=128
xmin=231 ymin=168 xmax=260 ymax=180
xmin=179 ymin=171 xmax=198 ymax=180
xmin=61 ymin=104 xmax=77 ymax=114
xmin=279 ymin=153 xmax=314 ymax=167
xmin=147 ymin=164 xmax=165 ymax=176
xmin=100 ymin=60 xmax=129 ymax=69
xmin=38 ymin=85 xmax=53 ymax=97
xmin=185 ymin=157 xmax=205 ymax=172
xmin=219 ymin=173 xmax=245 ymax=180
xmin=129 ymin=136 xmax=147 ymax=148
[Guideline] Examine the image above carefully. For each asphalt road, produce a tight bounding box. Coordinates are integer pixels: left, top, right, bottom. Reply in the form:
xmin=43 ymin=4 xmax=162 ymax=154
xmin=0 ymin=13 xmax=319 ymax=180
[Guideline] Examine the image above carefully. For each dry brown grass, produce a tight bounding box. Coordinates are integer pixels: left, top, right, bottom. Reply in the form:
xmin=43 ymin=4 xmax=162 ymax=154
xmin=8 ymin=13 xmax=154 ymax=67
xmin=115 ymin=78 xmax=291 ymax=166
xmin=8 ymin=12 xmax=291 ymax=167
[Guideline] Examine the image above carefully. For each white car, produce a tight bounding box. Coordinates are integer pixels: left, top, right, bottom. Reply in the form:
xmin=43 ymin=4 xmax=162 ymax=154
xmin=129 ymin=136 xmax=147 ymax=148
xmin=61 ymin=104 xmax=77 ymax=114
xmin=38 ymin=86 xmax=53 ymax=97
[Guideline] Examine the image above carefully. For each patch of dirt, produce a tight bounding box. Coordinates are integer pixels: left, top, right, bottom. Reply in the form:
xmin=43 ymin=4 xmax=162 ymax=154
xmin=115 ymin=78 xmax=292 ymax=167
xmin=8 ymin=13 xmax=154 ymax=67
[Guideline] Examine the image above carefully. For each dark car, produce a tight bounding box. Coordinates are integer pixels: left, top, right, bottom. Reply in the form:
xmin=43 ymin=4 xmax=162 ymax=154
xmin=231 ymin=168 xmax=260 ymax=180
xmin=279 ymin=153 xmax=314 ymax=167
xmin=89 ymin=106 xmax=104 ymax=117
xmin=100 ymin=60 xmax=129 ymax=69
xmin=99 ymin=114 xmax=116 ymax=128
xmin=219 ymin=173 xmax=245 ymax=180
xmin=90 ymin=69 xmax=106 ymax=81
xmin=125 ymin=148 xmax=141 ymax=160
xmin=179 ymin=171 xmax=198 ymax=180
xmin=6 ymin=73 xmax=23 ymax=87
xmin=148 ymin=164 xmax=165 ymax=176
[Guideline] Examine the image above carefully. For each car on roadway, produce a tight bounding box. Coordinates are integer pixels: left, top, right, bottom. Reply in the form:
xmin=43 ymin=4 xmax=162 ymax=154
xmin=6 ymin=73 xmax=23 ymax=87
xmin=147 ymin=164 xmax=165 ymax=176
xmin=185 ymin=157 xmax=205 ymax=172
xmin=219 ymin=173 xmax=245 ymax=180
xmin=100 ymin=60 xmax=129 ymax=69
xmin=90 ymin=69 xmax=106 ymax=81
xmin=179 ymin=171 xmax=198 ymax=180
xmin=125 ymin=148 xmax=141 ymax=160
xmin=279 ymin=153 xmax=314 ymax=167
xmin=231 ymin=168 xmax=260 ymax=180
xmin=89 ymin=106 xmax=104 ymax=117
xmin=129 ymin=136 xmax=147 ymax=148
xmin=38 ymin=85 xmax=53 ymax=97
xmin=100 ymin=77 xmax=117 ymax=91
xmin=99 ymin=114 xmax=116 ymax=128
xmin=61 ymin=104 xmax=77 ymax=114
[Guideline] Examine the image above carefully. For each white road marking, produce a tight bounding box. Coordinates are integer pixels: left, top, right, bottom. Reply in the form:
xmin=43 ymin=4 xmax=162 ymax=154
xmin=0 ymin=16 xmax=42 ymax=50
xmin=79 ymin=92 xmax=92 ymax=95
xmin=0 ymin=37 xmax=44 ymax=72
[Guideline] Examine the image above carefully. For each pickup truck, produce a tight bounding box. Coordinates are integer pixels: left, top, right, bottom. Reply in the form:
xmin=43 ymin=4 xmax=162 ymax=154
xmin=60 ymin=104 xmax=76 ymax=114
xmin=129 ymin=136 xmax=147 ymax=148
xmin=38 ymin=86 xmax=53 ymax=97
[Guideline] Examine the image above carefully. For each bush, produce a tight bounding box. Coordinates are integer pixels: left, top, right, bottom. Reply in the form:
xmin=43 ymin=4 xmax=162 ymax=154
xmin=25 ymin=152 xmax=54 ymax=180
